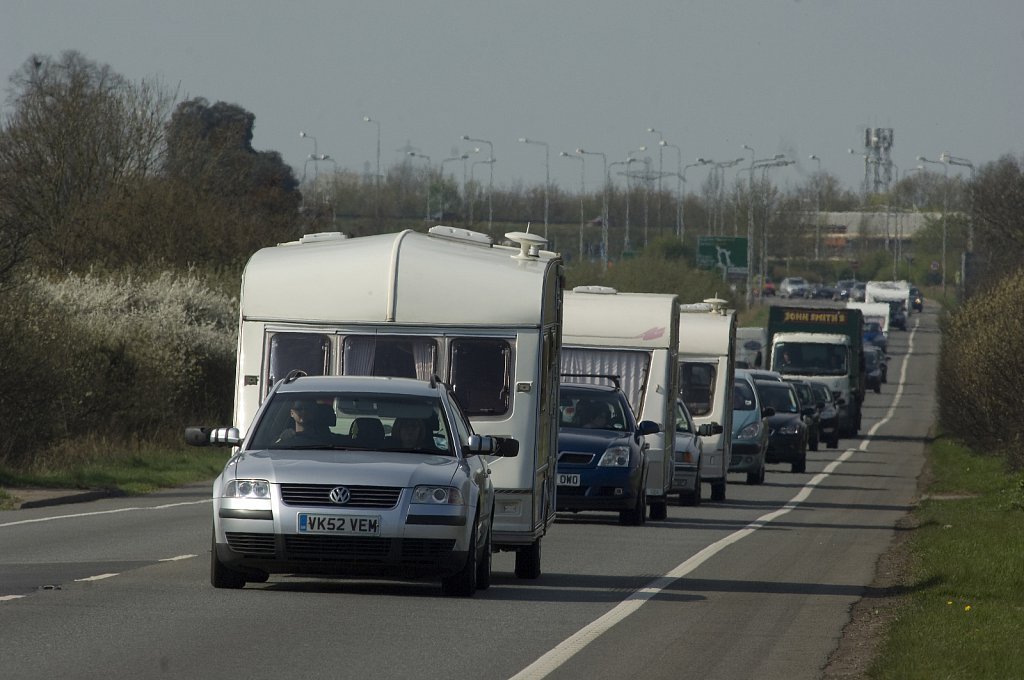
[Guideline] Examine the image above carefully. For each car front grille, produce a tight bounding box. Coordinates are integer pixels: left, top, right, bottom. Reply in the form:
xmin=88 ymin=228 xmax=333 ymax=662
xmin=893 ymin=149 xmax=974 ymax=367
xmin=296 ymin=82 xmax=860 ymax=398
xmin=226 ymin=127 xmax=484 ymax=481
xmin=281 ymin=535 xmax=456 ymax=564
xmin=280 ymin=484 xmax=402 ymax=508
xmin=225 ymin=532 xmax=276 ymax=557
xmin=558 ymin=451 xmax=594 ymax=465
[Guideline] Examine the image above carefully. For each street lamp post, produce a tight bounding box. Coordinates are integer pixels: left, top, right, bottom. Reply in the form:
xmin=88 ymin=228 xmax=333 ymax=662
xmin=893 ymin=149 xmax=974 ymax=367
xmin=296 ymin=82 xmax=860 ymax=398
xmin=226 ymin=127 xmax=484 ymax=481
xmin=758 ymin=158 xmax=795 ymax=300
xmin=611 ymin=156 xmax=643 ymax=253
xmin=742 ymin=144 xmax=756 ymax=307
xmin=470 ymin=158 xmax=495 ymax=227
xmin=363 ymin=116 xmax=381 ymax=223
xmin=577 ymin=148 xmax=608 ymax=270
xmin=408 ymin=152 xmax=432 ymax=222
xmin=941 ymin=151 xmax=976 ymax=253
xmin=659 ymin=140 xmax=682 ymax=239
xmin=680 ymin=158 xmax=712 ymax=244
xmin=918 ymin=155 xmax=949 ymax=296
xmin=560 ymin=151 xmax=586 ymax=262
xmin=809 ymin=154 xmax=822 ymax=259
xmin=518 ymin=137 xmax=549 ymax=239
xmin=647 ymin=128 xmax=665 ymax=231
xmin=462 ymin=135 xmax=494 ymax=232
xmin=300 ymin=130 xmax=319 ymax=182
xmin=628 ymin=146 xmax=648 ymax=248
xmin=440 ymin=155 xmax=469 ymax=221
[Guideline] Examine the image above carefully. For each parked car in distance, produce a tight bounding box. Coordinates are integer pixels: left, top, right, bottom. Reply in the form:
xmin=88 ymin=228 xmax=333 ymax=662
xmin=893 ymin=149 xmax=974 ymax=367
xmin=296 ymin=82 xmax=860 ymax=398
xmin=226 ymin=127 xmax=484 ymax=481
xmin=909 ymin=286 xmax=924 ymax=312
xmin=833 ymin=279 xmax=857 ymax=301
xmin=186 ymin=374 xmax=518 ymax=596
xmin=556 ymin=381 xmax=660 ymax=525
xmin=807 ymin=380 xmax=841 ymax=449
xmin=786 ymin=379 xmax=820 ymax=451
xmin=864 ymin=346 xmax=887 ymax=392
xmin=762 ymin=277 xmax=776 ymax=297
xmin=754 ymin=379 xmax=809 ymax=473
xmin=779 ymin=276 xmax=810 ymax=298
xmin=811 ymin=282 xmax=837 ymax=299
xmin=730 ymin=369 xmax=770 ymax=485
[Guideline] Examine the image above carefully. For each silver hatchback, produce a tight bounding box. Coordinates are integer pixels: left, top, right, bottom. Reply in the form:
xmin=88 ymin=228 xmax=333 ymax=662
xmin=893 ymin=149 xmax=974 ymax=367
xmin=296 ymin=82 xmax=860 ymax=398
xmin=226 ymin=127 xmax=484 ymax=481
xmin=186 ymin=374 xmax=518 ymax=596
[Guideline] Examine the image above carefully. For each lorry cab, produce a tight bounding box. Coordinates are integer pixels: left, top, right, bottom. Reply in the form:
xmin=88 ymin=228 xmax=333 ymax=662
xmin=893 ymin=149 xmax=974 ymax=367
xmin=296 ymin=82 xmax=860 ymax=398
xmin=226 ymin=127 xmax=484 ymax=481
xmin=560 ymin=286 xmax=679 ymax=520
xmin=678 ymin=298 xmax=736 ymax=502
xmin=233 ymin=227 xmax=563 ymax=579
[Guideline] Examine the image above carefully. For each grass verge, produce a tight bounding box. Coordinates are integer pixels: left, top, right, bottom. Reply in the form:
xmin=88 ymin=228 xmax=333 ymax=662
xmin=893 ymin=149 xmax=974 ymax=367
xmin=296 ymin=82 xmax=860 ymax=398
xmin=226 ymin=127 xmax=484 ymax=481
xmin=870 ymin=438 xmax=1024 ymax=679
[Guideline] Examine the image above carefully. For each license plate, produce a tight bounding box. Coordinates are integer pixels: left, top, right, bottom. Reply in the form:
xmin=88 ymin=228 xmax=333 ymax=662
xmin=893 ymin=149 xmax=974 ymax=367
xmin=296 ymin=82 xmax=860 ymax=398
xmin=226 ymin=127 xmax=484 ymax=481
xmin=298 ymin=513 xmax=381 ymax=535
xmin=557 ymin=473 xmax=581 ymax=486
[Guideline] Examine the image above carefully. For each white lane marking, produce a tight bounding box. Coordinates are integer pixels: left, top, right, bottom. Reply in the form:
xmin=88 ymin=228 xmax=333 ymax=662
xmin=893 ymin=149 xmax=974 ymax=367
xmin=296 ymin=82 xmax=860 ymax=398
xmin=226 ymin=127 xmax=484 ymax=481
xmin=1 ymin=595 xmax=28 ymax=602
xmin=159 ymin=554 xmax=197 ymax=562
xmin=74 ymin=573 xmax=119 ymax=582
xmin=511 ymin=321 xmax=919 ymax=680
xmin=0 ymin=499 xmax=210 ymax=529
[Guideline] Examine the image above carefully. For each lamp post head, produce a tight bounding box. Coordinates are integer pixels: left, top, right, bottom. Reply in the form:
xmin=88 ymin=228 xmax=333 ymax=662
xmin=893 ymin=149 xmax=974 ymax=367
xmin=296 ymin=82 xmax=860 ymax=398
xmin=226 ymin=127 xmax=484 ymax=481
xmin=809 ymin=154 xmax=820 ymax=161
xmin=518 ymin=137 xmax=528 ymax=143
xmin=363 ymin=116 xmax=371 ymax=123
xmin=461 ymin=135 xmax=470 ymax=140
xmin=300 ymin=131 xmax=307 ymax=138
xmin=742 ymin=144 xmax=754 ymax=152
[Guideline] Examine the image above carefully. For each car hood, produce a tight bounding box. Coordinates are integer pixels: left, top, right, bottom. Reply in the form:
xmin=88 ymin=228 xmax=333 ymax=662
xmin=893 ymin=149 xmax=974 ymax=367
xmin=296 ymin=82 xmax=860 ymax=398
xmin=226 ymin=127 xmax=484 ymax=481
xmin=228 ymin=449 xmax=460 ymax=487
xmin=558 ymin=428 xmax=636 ymax=453
xmin=766 ymin=413 xmax=803 ymax=429
xmin=731 ymin=410 xmax=761 ymax=435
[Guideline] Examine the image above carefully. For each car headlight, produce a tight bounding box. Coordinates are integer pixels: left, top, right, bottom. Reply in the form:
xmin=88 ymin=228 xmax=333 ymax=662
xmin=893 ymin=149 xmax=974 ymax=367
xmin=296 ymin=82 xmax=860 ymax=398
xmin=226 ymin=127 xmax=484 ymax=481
xmin=736 ymin=422 xmax=761 ymax=440
xmin=223 ymin=479 xmax=271 ymax=499
xmin=779 ymin=423 xmax=801 ymax=435
xmin=598 ymin=446 xmax=631 ymax=467
xmin=412 ymin=486 xmax=465 ymax=505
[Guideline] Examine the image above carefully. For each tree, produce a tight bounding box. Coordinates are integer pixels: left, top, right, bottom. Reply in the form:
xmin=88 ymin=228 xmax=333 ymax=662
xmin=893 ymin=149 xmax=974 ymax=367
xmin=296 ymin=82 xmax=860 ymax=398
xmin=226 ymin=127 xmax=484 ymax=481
xmin=969 ymin=154 xmax=1024 ymax=294
xmin=0 ymin=51 xmax=174 ymax=275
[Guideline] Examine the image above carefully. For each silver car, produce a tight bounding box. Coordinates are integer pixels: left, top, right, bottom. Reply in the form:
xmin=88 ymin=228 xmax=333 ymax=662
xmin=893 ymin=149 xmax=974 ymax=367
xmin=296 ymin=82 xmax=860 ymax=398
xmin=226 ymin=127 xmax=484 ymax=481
xmin=186 ymin=374 xmax=518 ymax=596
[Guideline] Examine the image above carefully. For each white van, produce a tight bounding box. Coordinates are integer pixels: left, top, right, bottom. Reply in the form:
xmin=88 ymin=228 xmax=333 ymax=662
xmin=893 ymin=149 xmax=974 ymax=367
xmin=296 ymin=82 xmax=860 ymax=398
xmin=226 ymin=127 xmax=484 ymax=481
xmin=560 ymin=286 xmax=679 ymax=520
xmin=678 ymin=299 xmax=736 ymax=502
xmin=233 ymin=227 xmax=564 ymax=579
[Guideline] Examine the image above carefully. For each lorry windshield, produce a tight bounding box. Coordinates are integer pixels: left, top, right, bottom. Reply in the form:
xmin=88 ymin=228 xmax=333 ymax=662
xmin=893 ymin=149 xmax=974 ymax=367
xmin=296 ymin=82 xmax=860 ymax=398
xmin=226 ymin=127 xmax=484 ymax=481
xmin=773 ymin=342 xmax=848 ymax=376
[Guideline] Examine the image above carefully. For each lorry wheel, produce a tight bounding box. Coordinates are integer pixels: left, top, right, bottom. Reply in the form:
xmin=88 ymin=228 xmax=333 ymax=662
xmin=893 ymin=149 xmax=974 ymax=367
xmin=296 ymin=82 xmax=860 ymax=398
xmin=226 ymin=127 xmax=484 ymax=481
xmin=514 ymin=538 xmax=542 ymax=579
xmin=710 ymin=480 xmax=726 ymax=501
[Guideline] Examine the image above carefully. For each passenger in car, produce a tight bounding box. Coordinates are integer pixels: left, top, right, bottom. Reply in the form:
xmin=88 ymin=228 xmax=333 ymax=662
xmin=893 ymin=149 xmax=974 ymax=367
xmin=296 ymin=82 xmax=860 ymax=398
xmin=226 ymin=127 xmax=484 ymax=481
xmin=276 ymin=400 xmax=337 ymax=445
xmin=390 ymin=417 xmax=434 ymax=451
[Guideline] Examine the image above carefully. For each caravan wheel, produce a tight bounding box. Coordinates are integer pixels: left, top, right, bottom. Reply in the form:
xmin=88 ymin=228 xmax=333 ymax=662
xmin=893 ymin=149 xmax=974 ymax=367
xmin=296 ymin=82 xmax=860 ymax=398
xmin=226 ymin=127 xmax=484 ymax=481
xmin=514 ymin=538 xmax=542 ymax=579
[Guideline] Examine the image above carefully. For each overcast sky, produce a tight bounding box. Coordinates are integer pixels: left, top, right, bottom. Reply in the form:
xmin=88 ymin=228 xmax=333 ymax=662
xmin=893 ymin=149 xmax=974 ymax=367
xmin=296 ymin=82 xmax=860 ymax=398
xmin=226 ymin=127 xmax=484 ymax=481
xmin=3 ymin=0 xmax=1022 ymax=195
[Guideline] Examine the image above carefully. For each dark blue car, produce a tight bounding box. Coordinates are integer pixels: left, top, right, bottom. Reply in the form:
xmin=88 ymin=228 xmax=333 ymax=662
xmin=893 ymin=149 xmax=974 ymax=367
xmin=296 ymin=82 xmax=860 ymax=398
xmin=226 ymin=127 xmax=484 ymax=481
xmin=556 ymin=382 xmax=659 ymax=525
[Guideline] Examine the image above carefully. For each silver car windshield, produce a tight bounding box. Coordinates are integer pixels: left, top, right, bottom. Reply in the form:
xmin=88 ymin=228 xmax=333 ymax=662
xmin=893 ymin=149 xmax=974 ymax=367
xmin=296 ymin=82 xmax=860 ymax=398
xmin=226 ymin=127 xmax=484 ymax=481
xmin=248 ymin=392 xmax=452 ymax=454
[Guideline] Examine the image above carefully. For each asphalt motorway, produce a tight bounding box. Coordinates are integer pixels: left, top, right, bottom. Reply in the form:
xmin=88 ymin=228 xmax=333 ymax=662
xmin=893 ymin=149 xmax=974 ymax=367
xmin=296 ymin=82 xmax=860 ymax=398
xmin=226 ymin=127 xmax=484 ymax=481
xmin=0 ymin=301 xmax=935 ymax=680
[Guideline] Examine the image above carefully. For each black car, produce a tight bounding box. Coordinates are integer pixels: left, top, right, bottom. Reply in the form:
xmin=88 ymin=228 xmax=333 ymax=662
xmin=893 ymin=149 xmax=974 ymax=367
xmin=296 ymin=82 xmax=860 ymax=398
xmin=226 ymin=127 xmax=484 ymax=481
xmin=833 ymin=279 xmax=856 ymax=301
xmin=556 ymin=382 xmax=659 ymax=525
xmin=807 ymin=380 xmax=841 ymax=449
xmin=864 ymin=346 xmax=886 ymax=392
xmin=812 ymin=283 xmax=837 ymax=299
xmin=786 ymin=379 xmax=820 ymax=451
xmin=754 ymin=379 xmax=808 ymax=473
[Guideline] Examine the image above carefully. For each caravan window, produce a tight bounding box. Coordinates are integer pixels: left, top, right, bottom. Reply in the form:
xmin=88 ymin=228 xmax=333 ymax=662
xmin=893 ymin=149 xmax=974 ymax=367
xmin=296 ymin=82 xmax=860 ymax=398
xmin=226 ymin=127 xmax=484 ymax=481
xmin=268 ymin=333 xmax=330 ymax=387
xmin=561 ymin=347 xmax=650 ymax=415
xmin=341 ymin=336 xmax=437 ymax=380
xmin=680 ymin=361 xmax=716 ymax=416
xmin=450 ymin=338 xmax=511 ymax=416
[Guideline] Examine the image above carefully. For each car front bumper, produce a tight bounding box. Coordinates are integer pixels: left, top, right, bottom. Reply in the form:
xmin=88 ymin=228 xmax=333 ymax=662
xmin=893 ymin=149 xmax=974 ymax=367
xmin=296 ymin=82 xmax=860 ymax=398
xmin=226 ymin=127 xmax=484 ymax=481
xmin=729 ymin=441 xmax=764 ymax=473
xmin=765 ymin=433 xmax=805 ymax=463
xmin=555 ymin=465 xmax=643 ymax=512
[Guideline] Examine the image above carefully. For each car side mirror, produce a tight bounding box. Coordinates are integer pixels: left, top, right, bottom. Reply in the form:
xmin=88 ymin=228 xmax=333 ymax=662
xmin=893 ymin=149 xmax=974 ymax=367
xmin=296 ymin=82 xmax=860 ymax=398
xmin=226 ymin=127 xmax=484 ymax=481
xmin=468 ymin=434 xmax=519 ymax=458
xmin=762 ymin=406 xmax=776 ymax=417
xmin=802 ymin=407 xmax=816 ymax=417
xmin=697 ymin=423 xmax=722 ymax=437
xmin=184 ymin=426 xmax=241 ymax=447
xmin=637 ymin=420 xmax=661 ymax=436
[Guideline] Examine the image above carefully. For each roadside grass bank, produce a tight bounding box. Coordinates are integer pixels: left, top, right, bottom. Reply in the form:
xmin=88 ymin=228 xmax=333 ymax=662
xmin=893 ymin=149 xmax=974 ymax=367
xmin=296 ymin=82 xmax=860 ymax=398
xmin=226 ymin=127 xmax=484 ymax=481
xmin=870 ymin=438 xmax=1024 ymax=679
xmin=0 ymin=439 xmax=227 ymax=510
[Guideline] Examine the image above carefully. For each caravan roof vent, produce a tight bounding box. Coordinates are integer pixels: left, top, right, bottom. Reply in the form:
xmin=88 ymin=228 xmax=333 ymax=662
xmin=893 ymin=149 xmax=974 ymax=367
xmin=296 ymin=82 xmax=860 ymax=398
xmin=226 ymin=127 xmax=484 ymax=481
xmin=572 ymin=285 xmax=618 ymax=295
xmin=428 ymin=225 xmax=494 ymax=246
xmin=704 ymin=297 xmax=729 ymax=313
xmin=504 ymin=231 xmax=548 ymax=260
xmin=298 ymin=231 xmax=347 ymax=245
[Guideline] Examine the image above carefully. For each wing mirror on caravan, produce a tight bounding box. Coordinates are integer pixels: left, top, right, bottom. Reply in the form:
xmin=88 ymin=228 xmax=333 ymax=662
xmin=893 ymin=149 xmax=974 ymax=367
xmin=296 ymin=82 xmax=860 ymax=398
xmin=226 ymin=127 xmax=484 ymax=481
xmin=638 ymin=421 xmax=661 ymax=436
xmin=184 ymin=426 xmax=242 ymax=447
xmin=467 ymin=434 xmax=519 ymax=457
xmin=697 ymin=423 xmax=724 ymax=437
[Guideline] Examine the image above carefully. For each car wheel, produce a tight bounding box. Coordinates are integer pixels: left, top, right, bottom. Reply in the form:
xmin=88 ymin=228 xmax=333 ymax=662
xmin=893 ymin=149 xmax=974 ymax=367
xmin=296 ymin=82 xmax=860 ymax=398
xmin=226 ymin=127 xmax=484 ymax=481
xmin=649 ymin=497 xmax=668 ymax=521
xmin=514 ymin=538 xmax=542 ymax=579
xmin=441 ymin=512 xmax=479 ymax=596
xmin=679 ymin=473 xmax=702 ymax=506
xmin=792 ymin=456 xmax=807 ymax=473
xmin=475 ymin=514 xmax=493 ymax=590
xmin=827 ymin=434 xmax=840 ymax=449
xmin=210 ymin=528 xmax=246 ymax=590
xmin=874 ymin=384 xmax=881 ymax=394
xmin=746 ymin=469 xmax=760 ymax=485
xmin=710 ymin=479 xmax=726 ymax=501
xmin=620 ymin=487 xmax=646 ymax=525
xmin=809 ymin=431 xmax=819 ymax=451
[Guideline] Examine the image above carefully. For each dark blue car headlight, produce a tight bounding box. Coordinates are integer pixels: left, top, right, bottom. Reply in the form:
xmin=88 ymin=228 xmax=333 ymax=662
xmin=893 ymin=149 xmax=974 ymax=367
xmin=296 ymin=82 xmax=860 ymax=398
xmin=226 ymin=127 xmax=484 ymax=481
xmin=598 ymin=445 xmax=631 ymax=467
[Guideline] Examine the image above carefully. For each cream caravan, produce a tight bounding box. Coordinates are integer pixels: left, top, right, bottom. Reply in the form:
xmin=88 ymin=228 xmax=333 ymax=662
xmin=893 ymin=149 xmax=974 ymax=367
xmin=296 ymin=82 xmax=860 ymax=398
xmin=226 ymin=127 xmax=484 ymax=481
xmin=678 ymin=299 xmax=736 ymax=502
xmin=232 ymin=227 xmax=563 ymax=579
xmin=560 ymin=287 xmax=679 ymax=520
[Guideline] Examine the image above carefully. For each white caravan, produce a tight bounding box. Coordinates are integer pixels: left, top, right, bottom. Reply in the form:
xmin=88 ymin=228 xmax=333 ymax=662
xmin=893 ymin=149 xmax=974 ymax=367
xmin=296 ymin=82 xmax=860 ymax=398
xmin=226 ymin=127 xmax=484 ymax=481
xmin=560 ymin=286 xmax=679 ymax=520
xmin=678 ymin=299 xmax=736 ymax=502
xmin=865 ymin=280 xmax=912 ymax=311
xmin=233 ymin=227 xmax=564 ymax=579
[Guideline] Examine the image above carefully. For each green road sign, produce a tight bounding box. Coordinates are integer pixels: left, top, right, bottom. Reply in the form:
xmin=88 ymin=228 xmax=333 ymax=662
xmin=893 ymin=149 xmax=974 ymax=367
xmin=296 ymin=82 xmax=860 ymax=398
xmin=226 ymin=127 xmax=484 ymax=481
xmin=696 ymin=236 xmax=748 ymax=276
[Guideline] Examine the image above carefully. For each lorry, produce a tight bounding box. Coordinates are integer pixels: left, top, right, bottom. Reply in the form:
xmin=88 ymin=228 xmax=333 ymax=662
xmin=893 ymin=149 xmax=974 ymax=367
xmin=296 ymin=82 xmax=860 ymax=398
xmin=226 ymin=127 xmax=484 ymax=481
xmin=231 ymin=226 xmax=564 ymax=579
xmin=677 ymin=299 xmax=735 ymax=502
xmin=560 ymin=286 xmax=679 ymax=520
xmin=766 ymin=306 xmax=865 ymax=437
